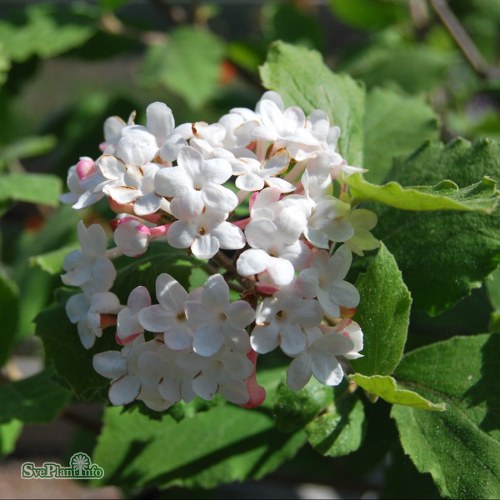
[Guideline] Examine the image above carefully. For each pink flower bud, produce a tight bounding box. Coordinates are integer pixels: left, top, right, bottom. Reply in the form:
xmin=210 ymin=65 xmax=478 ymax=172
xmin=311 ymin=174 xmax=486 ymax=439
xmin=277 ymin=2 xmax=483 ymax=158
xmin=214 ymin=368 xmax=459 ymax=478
xmin=76 ymin=157 xmax=96 ymax=180
xmin=240 ymin=350 xmax=266 ymax=409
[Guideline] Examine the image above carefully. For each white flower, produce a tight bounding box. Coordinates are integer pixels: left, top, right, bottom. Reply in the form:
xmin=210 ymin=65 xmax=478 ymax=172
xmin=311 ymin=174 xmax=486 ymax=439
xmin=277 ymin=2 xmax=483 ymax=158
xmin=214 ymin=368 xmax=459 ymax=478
xmin=167 ymin=207 xmax=245 ymax=260
xmin=329 ymin=319 xmax=364 ymax=360
xmin=286 ymin=326 xmax=355 ymax=390
xmin=138 ymin=273 xmax=193 ymax=350
xmin=98 ymin=156 xmax=167 ymax=216
xmin=116 ymin=286 xmax=151 ymax=345
xmin=231 ymin=148 xmax=294 ymax=193
xmin=252 ymin=91 xmax=320 ymax=159
xmin=219 ymin=107 xmax=259 ymax=149
xmin=115 ymin=125 xmax=159 ymax=167
xmin=93 ymin=336 xmax=172 ymax=410
xmin=60 ymin=157 xmax=107 ymax=209
xmin=66 ymin=291 xmax=122 ymax=349
xmin=155 ymin=146 xmax=238 ymax=219
xmin=113 ymin=217 xmax=152 ymax=257
xmin=61 ymin=221 xmax=116 ymax=294
xmin=251 ymin=291 xmax=323 ymax=356
xmin=177 ymin=349 xmax=253 ymax=405
xmin=237 ymin=203 xmax=310 ymax=286
xmin=185 ymin=274 xmax=254 ymax=357
xmin=138 ymin=344 xmax=197 ymax=404
xmin=297 ymin=245 xmax=360 ymax=318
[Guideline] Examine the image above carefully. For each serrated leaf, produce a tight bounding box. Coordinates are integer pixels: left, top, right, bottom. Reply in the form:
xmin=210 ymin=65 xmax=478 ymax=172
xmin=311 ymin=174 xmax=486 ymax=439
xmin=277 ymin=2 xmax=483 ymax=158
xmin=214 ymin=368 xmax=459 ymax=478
xmin=306 ymin=383 xmax=366 ymax=457
xmin=0 ymin=173 xmax=62 ymax=211
xmin=350 ymin=373 xmax=446 ymax=411
xmin=35 ymin=303 xmax=118 ymax=400
xmin=0 ymin=368 xmax=71 ymax=424
xmin=0 ymin=270 xmax=19 ymax=366
xmin=141 ymin=27 xmax=225 ymax=110
xmin=93 ymin=375 xmax=307 ymax=490
xmin=0 ymin=420 xmax=22 ymax=457
xmin=363 ymin=88 xmax=440 ymax=184
xmin=348 ymin=174 xmax=498 ymax=213
xmin=351 ymin=243 xmax=412 ymax=375
xmin=391 ymin=334 xmax=500 ymax=499
xmin=273 ymin=378 xmax=332 ymax=433
xmin=260 ymin=41 xmax=365 ymax=166
xmin=375 ymin=138 xmax=500 ymax=315
xmin=30 ymin=243 xmax=80 ymax=275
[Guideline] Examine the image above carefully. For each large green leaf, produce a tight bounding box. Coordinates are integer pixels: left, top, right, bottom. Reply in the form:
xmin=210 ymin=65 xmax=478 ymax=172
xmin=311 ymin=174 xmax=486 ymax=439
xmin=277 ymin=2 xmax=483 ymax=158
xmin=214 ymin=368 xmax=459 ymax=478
xmin=0 ymin=368 xmax=71 ymax=424
xmin=363 ymin=88 xmax=440 ymax=183
xmin=93 ymin=369 xmax=306 ymax=490
xmin=141 ymin=27 xmax=225 ymax=110
xmin=0 ymin=270 xmax=19 ymax=367
xmin=306 ymin=383 xmax=366 ymax=457
xmin=0 ymin=173 xmax=62 ymax=214
xmin=375 ymin=138 xmax=500 ymax=315
xmin=391 ymin=334 xmax=500 ymax=499
xmin=350 ymin=374 xmax=446 ymax=411
xmin=348 ymin=174 xmax=498 ymax=213
xmin=351 ymin=243 xmax=412 ymax=375
xmin=260 ymin=41 xmax=365 ymax=166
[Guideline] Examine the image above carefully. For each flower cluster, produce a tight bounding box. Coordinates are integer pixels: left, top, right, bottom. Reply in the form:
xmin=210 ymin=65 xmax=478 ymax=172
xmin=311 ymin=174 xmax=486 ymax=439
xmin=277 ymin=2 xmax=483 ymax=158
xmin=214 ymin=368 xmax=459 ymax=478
xmin=60 ymin=91 xmax=379 ymax=410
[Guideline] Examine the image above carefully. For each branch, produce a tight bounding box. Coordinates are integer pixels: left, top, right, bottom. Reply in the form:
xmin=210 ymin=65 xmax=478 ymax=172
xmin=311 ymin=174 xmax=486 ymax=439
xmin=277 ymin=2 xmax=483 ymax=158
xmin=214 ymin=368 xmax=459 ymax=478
xmin=430 ymin=0 xmax=495 ymax=79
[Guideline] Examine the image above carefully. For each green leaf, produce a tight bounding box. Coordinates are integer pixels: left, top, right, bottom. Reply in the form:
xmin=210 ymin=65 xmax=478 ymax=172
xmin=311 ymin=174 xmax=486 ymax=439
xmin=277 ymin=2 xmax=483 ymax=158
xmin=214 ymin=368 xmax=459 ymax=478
xmin=350 ymin=373 xmax=446 ymax=411
xmin=141 ymin=27 xmax=225 ymax=110
xmin=375 ymin=138 xmax=500 ymax=315
xmin=351 ymin=243 xmax=412 ymax=375
xmin=0 ymin=420 xmax=22 ymax=457
xmin=0 ymin=368 xmax=71 ymax=424
xmin=347 ymin=174 xmax=498 ymax=213
xmin=35 ymin=303 xmax=118 ymax=400
xmin=273 ymin=378 xmax=333 ymax=433
xmin=0 ymin=173 xmax=62 ymax=212
xmin=0 ymin=270 xmax=19 ymax=366
xmin=329 ymin=0 xmax=405 ymax=31
xmin=391 ymin=334 xmax=500 ymax=499
xmin=0 ymin=44 xmax=10 ymax=87
xmin=0 ymin=5 xmax=95 ymax=62
xmin=306 ymin=383 xmax=366 ymax=457
xmin=0 ymin=135 xmax=57 ymax=169
xmin=30 ymin=243 xmax=80 ymax=275
xmin=344 ymin=30 xmax=455 ymax=93
xmin=93 ymin=378 xmax=307 ymax=490
xmin=260 ymin=40 xmax=365 ymax=166
xmin=99 ymin=0 xmax=129 ymax=11
xmin=363 ymin=88 xmax=439 ymax=183
xmin=112 ymin=243 xmax=195 ymax=303
xmin=485 ymin=266 xmax=500 ymax=310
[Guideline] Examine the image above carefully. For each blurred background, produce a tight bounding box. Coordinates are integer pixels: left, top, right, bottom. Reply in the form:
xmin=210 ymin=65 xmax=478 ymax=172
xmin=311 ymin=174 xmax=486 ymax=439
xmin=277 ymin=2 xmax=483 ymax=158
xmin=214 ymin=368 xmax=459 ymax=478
xmin=0 ymin=0 xmax=499 ymax=498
